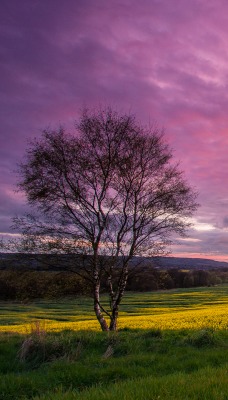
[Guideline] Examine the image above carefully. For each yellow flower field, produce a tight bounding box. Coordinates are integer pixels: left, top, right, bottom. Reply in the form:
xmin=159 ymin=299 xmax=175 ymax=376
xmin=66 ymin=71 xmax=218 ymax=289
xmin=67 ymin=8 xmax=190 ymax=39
xmin=0 ymin=285 xmax=227 ymax=334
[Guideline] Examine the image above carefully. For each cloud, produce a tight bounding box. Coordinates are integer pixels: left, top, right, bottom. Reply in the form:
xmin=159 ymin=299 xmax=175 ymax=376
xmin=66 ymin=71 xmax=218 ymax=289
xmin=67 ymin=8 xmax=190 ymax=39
xmin=1 ymin=0 xmax=228 ymax=260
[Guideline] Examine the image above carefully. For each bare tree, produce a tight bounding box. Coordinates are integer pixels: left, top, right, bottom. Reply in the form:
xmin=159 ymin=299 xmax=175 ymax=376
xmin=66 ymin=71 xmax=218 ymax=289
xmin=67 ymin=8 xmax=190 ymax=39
xmin=13 ymin=108 xmax=198 ymax=331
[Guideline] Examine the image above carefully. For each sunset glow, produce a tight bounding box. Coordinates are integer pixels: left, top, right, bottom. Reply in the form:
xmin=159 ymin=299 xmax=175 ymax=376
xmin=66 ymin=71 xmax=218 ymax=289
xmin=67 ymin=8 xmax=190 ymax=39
xmin=1 ymin=0 xmax=228 ymax=261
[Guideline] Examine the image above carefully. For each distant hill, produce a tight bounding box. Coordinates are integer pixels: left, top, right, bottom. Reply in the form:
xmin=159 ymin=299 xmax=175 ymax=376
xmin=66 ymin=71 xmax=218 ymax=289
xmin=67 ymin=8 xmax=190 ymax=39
xmin=151 ymin=256 xmax=228 ymax=270
xmin=0 ymin=253 xmax=228 ymax=271
xmin=127 ymin=256 xmax=228 ymax=270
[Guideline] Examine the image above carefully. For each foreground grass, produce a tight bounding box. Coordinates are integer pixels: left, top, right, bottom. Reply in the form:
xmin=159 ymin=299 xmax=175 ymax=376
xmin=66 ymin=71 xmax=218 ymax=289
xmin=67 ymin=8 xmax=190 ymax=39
xmin=0 ymin=285 xmax=227 ymax=399
xmin=33 ymin=365 xmax=228 ymax=400
xmin=0 ymin=328 xmax=228 ymax=400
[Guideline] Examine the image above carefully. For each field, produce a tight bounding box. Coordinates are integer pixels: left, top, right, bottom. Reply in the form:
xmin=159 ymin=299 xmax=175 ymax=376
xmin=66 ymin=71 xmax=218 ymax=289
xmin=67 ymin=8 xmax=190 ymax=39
xmin=1 ymin=285 xmax=228 ymax=333
xmin=0 ymin=285 xmax=228 ymax=399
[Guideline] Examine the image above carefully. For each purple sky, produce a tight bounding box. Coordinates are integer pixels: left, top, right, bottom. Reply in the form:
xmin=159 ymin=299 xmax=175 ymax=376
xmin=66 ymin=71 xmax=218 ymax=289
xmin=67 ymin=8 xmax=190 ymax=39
xmin=1 ymin=0 xmax=228 ymax=261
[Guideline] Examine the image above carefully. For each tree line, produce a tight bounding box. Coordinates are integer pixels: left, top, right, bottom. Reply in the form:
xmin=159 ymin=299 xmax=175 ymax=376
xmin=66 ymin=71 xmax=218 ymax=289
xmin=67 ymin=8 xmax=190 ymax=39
xmin=0 ymin=266 xmax=227 ymax=301
xmin=127 ymin=266 xmax=227 ymax=291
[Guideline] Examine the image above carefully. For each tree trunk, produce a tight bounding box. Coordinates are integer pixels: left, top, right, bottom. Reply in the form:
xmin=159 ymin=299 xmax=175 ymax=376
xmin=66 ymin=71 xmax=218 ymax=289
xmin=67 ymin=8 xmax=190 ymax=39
xmin=94 ymin=282 xmax=109 ymax=331
xmin=109 ymin=265 xmax=129 ymax=331
xmin=109 ymin=307 xmax=119 ymax=331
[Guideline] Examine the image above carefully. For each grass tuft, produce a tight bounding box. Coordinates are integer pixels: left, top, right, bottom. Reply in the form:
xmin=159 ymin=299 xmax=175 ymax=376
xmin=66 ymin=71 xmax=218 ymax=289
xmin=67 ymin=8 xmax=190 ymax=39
xmin=102 ymin=345 xmax=114 ymax=359
xmin=183 ymin=328 xmax=217 ymax=348
xmin=141 ymin=328 xmax=163 ymax=339
xmin=18 ymin=324 xmax=84 ymax=367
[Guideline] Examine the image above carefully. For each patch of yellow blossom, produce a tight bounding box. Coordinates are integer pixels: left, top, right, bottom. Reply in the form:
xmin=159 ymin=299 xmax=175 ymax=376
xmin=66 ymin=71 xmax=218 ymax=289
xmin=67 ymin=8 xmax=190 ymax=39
xmin=0 ymin=303 xmax=227 ymax=334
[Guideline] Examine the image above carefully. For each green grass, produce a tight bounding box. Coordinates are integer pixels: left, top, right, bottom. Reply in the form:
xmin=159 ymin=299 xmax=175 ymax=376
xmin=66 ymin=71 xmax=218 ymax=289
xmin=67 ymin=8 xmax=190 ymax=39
xmin=33 ymin=365 xmax=228 ymax=400
xmin=0 ymin=285 xmax=227 ymax=399
xmin=0 ymin=297 xmax=94 ymax=326
xmin=0 ymin=328 xmax=228 ymax=400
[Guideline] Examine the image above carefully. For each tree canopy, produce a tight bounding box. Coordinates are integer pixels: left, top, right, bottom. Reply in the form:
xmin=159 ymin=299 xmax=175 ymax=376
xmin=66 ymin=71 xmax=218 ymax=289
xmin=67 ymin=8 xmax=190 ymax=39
xmin=14 ymin=108 xmax=198 ymax=330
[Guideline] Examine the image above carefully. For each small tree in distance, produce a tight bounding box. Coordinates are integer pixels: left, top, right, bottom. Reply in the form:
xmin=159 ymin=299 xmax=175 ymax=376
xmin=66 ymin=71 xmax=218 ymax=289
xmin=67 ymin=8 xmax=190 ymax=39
xmin=14 ymin=107 xmax=198 ymax=331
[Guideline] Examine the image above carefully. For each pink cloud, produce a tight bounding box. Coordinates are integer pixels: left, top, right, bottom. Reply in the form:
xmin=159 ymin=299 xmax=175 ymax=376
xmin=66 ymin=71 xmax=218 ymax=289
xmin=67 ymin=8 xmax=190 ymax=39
xmin=2 ymin=0 xmax=228 ymax=260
